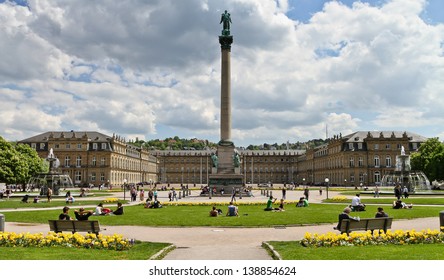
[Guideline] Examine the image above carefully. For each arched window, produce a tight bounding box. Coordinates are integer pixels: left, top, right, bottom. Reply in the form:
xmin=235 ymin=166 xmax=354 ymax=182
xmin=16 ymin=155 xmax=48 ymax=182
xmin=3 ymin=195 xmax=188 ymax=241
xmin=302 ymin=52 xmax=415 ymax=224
xmin=385 ymin=156 xmax=391 ymax=167
xmin=374 ymin=155 xmax=380 ymax=167
xmin=374 ymin=171 xmax=381 ymax=183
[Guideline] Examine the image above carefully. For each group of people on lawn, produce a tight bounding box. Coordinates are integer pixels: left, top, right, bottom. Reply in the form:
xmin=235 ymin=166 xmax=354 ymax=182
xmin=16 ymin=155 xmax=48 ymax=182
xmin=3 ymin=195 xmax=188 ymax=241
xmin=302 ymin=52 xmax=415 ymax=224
xmin=58 ymin=202 xmax=124 ymax=221
xmin=208 ymin=194 xmax=310 ymax=217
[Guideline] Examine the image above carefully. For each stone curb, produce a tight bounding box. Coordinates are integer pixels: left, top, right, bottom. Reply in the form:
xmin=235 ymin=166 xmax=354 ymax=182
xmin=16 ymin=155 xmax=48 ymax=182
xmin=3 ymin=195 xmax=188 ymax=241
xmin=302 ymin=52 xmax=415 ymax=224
xmin=261 ymin=241 xmax=282 ymax=260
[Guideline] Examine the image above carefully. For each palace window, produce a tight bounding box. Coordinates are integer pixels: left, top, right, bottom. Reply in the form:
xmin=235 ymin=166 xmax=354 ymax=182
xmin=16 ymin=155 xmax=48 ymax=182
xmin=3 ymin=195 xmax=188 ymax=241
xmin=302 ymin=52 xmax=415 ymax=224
xmin=92 ymin=156 xmax=96 ymax=166
xmin=75 ymin=171 xmax=82 ymax=182
xmin=374 ymin=155 xmax=380 ymax=167
xmin=65 ymin=156 xmax=70 ymax=167
xmin=358 ymin=157 xmax=363 ymax=167
xmin=385 ymin=156 xmax=391 ymax=167
xmin=374 ymin=171 xmax=381 ymax=183
xmin=76 ymin=156 xmax=82 ymax=167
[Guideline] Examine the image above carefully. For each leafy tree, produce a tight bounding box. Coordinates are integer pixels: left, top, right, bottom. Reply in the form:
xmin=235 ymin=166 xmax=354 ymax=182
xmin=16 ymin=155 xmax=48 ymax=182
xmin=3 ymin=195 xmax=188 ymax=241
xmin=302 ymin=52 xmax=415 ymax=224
xmin=0 ymin=137 xmax=47 ymax=185
xmin=411 ymin=138 xmax=444 ymax=181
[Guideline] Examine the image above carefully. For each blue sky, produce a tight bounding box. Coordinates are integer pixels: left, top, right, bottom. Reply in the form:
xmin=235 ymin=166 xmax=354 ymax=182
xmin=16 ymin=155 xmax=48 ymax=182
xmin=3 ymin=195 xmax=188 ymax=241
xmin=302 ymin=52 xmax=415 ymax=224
xmin=1 ymin=0 xmax=444 ymax=147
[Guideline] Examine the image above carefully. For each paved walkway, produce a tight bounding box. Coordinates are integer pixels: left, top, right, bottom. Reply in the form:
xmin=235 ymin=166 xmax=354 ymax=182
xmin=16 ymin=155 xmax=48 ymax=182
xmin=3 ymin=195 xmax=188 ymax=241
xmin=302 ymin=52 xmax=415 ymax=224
xmin=2 ymin=188 xmax=442 ymax=260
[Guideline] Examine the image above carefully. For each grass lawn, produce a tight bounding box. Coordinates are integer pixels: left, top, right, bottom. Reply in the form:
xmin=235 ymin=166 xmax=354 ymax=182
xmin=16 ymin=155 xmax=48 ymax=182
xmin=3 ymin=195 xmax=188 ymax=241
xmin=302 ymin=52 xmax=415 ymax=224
xmin=0 ymin=199 xmax=125 ymax=209
xmin=325 ymin=196 xmax=444 ymax=205
xmin=266 ymin=241 xmax=444 ymax=260
xmin=3 ymin=203 xmax=443 ymax=227
xmin=0 ymin=241 xmax=171 ymax=260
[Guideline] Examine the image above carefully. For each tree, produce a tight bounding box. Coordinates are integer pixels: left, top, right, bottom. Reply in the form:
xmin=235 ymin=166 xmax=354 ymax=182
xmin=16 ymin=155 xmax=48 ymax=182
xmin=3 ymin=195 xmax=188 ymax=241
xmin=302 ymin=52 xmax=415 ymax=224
xmin=410 ymin=138 xmax=444 ymax=181
xmin=0 ymin=136 xmax=47 ymax=185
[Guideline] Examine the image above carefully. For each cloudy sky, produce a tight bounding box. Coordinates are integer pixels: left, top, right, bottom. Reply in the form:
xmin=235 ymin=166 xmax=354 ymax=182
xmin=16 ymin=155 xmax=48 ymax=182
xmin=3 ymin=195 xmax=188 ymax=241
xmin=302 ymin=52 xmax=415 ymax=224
xmin=1 ymin=0 xmax=443 ymax=147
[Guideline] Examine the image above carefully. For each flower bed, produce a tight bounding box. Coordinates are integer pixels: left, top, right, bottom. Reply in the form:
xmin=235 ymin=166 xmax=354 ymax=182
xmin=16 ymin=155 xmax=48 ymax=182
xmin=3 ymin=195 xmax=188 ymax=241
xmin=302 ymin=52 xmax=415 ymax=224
xmin=301 ymin=228 xmax=444 ymax=247
xmin=0 ymin=232 xmax=133 ymax=251
xmin=103 ymin=197 xmax=119 ymax=203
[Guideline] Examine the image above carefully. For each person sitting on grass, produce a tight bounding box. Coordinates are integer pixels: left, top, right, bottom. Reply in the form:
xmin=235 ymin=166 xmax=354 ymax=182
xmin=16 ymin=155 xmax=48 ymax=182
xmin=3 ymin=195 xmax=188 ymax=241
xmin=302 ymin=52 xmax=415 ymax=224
xmin=296 ymin=197 xmax=309 ymax=207
xmin=273 ymin=199 xmax=285 ymax=211
xmin=33 ymin=196 xmax=40 ymax=203
xmin=21 ymin=194 xmax=29 ymax=203
xmin=209 ymin=206 xmax=219 ymax=217
xmin=350 ymin=193 xmax=366 ymax=211
xmin=264 ymin=195 xmax=277 ymax=211
xmin=145 ymin=198 xmax=162 ymax=209
xmin=65 ymin=195 xmax=75 ymax=204
xmin=393 ymin=199 xmax=413 ymax=209
xmin=113 ymin=202 xmax=124 ymax=215
xmin=74 ymin=207 xmax=93 ymax=221
xmin=226 ymin=201 xmax=238 ymax=216
xmin=93 ymin=203 xmax=111 ymax=215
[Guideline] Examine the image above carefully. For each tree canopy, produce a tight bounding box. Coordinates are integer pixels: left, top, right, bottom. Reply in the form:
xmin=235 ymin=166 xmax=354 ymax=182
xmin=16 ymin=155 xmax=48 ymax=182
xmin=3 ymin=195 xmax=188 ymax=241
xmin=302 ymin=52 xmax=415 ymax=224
xmin=411 ymin=138 xmax=444 ymax=181
xmin=0 ymin=136 xmax=47 ymax=185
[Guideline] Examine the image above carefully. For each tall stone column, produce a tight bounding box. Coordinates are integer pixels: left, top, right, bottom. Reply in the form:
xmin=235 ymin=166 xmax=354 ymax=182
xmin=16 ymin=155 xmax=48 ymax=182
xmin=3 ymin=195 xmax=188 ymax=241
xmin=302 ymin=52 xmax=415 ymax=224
xmin=219 ymin=35 xmax=233 ymax=146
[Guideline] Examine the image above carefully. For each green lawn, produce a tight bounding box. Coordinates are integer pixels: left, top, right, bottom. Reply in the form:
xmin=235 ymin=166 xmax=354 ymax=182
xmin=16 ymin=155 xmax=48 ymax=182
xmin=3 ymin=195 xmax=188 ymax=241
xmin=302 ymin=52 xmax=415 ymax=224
xmin=0 ymin=241 xmax=171 ymax=260
xmin=266 ymin=241 xmax=444 ymax=260
xmin=326 ymin=196 xmax=444 ymax=205
xmin=0 ymin=199 xmax=124 ymax=209
xmin=3 ymin=203 xmax=443 ymax=227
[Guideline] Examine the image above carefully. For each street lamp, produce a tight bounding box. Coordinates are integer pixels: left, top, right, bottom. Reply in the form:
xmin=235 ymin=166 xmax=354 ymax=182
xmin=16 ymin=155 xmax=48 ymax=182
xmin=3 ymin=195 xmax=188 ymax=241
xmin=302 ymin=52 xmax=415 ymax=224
xmin=344 ymin=179 xmax=347 ymax=187
xmin=325 ymin=177 xmax=329 ymax=200
xmin=303 ymin=178 xmax=305 ymax=187
xmin=123 ymin=178 xmax=127 ymax=201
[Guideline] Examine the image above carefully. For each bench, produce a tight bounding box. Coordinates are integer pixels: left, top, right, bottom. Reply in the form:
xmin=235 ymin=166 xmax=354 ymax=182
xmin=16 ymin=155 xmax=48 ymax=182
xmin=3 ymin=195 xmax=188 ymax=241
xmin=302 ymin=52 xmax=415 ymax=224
xmin=48 ymin=220 xmax=101 ymax=234
xmin=337 ymin=217 xmax=392 ymax=234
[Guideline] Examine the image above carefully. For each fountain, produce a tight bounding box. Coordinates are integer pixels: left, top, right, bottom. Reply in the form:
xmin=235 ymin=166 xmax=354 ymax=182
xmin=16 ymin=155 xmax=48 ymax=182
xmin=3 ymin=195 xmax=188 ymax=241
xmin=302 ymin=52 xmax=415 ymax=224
xmin=381 ymin=146 xmax=431 ymax=192
xmin=27 ymin=148 xmax=74 ymax=195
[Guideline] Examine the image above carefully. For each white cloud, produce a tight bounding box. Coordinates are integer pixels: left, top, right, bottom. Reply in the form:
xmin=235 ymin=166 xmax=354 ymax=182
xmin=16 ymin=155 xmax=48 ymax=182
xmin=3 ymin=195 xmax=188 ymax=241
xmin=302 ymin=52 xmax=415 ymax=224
xmin=0 ymin=0 xmax=443 ymax=147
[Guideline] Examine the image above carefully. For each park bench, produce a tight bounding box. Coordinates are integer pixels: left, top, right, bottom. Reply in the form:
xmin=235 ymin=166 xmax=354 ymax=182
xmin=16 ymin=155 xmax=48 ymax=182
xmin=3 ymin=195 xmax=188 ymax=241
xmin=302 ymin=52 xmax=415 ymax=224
xmin=48 ymin=220 xmax=101 ymax=234
xmin=336 ymin=217 xmax=392 ymax=234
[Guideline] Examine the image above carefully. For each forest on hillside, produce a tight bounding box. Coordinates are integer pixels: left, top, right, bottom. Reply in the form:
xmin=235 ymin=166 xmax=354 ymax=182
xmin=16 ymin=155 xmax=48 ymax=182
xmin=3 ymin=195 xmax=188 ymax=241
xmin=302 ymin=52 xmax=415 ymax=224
xmin=128 ymin=137 xmax=327 ymax=151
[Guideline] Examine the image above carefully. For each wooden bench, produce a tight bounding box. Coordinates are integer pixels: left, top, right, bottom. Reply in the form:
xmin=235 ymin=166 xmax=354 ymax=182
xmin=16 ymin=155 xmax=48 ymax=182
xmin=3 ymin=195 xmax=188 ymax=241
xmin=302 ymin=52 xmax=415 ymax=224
xmin=337 ymin=217 xmax=392 ymax=234
xmin=48 ymin=220 xmax=101 ymax=234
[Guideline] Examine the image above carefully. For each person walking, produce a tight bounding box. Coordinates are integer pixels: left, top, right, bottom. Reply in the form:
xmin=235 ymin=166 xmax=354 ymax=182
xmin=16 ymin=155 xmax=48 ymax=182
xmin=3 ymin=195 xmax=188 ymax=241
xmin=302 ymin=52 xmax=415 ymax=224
xmin=303 ymin=187 xmax=309 ymax=200
xmin=374 ymin=186 xmax=380 ymax=198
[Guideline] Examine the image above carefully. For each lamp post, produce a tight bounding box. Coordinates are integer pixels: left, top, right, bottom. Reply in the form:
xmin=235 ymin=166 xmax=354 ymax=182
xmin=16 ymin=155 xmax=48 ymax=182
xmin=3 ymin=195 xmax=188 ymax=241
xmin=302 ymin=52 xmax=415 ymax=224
xmin=325 ymin=177 xmax=329 ymax=200
xmin=344 ymin=179 xmax=347 ymax=187
xmin=123 ymin=178 xmax=127 ymax=201
xmin=303 ymin=178 xmax=305 ymax=187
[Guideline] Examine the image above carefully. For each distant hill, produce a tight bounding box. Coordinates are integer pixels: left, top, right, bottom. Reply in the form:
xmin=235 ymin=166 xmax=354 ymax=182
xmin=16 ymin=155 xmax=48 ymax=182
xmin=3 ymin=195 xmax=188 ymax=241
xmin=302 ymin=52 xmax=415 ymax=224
xmin=128 ymin=137 xmax=327 ymax=151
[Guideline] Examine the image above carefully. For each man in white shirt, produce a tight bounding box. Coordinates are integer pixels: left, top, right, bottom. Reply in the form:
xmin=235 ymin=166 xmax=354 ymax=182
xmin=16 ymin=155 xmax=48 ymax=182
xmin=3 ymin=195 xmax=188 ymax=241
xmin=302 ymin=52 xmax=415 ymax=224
xmin=351 ymin=193 xmax=365 ymax=211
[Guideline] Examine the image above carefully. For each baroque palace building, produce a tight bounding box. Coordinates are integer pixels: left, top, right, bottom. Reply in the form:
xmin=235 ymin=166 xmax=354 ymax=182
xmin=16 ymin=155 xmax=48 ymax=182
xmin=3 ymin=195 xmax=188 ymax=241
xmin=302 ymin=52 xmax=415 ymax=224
xmin=19 ymin=131 xmax=158 ymax=187
xmin=297 ymin=131 xmax=427 ymax=187
xmin=19 ymin=130 xmax=427 ymax=188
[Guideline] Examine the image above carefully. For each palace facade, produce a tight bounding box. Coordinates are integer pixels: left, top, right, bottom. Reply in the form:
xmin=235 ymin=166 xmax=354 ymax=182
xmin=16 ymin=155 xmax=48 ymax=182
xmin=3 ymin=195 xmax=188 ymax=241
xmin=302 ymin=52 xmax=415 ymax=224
xmin=19 ymin=131 xmax=158 ymax=187
xmin=19 ymin=130 xmax=427 ymax=188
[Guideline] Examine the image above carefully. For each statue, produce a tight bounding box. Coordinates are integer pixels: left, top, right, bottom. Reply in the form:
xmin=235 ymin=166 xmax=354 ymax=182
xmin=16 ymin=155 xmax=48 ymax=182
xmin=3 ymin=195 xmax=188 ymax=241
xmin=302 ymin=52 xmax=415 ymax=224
xmin=211 ymin=153 xmax=218 ymax=168
xmin=233 ymin=151 xmax=240 ymax=168
xmin=48 ymin=148 xmax=55 ymax=159
xmin=401 ymin=146 xmax=405 ymax=156
xmin=220 ymin=10 xmax=232 ymax=35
